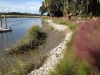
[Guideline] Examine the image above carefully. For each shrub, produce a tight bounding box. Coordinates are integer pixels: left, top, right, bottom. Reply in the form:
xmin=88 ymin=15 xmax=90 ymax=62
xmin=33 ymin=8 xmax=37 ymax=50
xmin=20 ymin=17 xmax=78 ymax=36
xmin=73 ymin=18 xmax=100 ymax=70
xmin=6 ymin=25 xmax=47 ymax=54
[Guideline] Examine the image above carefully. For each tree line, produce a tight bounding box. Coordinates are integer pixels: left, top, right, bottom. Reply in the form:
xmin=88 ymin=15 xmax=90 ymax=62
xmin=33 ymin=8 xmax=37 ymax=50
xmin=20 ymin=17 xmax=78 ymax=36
xmin=0 ymin=12 xmax=44 ymax=16
xmin=39 ymin=0 xmax=100 ymax=17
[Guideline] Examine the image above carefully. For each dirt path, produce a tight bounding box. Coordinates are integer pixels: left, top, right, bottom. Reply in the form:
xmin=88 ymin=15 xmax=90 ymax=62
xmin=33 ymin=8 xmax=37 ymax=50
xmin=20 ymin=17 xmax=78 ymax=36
xmin=41 ymin=21 xmax=66 ymax=54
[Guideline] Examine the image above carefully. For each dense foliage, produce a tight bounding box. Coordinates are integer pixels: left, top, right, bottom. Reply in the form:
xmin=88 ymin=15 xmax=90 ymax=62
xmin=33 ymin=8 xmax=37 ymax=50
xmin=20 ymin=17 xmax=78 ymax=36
xmin=39 ymin=0 xmax=100 ymax=17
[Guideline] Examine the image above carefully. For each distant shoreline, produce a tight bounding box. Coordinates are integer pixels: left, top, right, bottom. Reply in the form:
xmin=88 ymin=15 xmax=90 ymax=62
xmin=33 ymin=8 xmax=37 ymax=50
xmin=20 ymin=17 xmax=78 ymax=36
xmin=1 ymin=15 xmax=46 ymax=18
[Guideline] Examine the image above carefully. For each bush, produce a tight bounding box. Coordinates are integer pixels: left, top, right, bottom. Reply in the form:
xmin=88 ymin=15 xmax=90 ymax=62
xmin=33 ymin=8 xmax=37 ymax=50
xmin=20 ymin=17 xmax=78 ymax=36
xmin=6 ymin=25 xmax=47 ymax=54
xmin=73 ymin=18 xmax=100 ymax=70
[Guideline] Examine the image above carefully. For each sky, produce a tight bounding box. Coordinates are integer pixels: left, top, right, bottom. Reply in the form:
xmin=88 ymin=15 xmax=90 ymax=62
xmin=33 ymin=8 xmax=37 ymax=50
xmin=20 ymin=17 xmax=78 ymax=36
xmin=0 ymin=0 xmax=44 ymax=14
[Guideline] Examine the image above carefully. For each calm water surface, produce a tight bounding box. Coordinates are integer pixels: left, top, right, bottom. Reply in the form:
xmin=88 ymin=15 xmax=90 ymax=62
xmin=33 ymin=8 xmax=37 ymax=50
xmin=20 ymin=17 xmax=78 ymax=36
xmin=0 ymin=18 xmax=42 ymax=58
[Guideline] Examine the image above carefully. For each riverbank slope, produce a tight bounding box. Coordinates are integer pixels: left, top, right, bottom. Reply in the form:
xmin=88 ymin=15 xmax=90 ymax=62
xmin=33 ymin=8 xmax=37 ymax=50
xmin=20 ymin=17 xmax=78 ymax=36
xmin=28 ymin=19 xmax=72 ymax=75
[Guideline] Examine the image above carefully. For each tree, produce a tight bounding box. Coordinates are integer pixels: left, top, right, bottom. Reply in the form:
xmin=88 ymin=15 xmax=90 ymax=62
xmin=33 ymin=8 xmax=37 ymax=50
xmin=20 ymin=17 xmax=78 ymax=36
xmin=39 ymin=0 xmax=100 ymax=17
xmin=44 ymin=0 xmax=51 ymax=16
xmin=39 ymin=2 xmax=47 ymax=14
xmin=40 ymin=0 xmax=63 ymax=17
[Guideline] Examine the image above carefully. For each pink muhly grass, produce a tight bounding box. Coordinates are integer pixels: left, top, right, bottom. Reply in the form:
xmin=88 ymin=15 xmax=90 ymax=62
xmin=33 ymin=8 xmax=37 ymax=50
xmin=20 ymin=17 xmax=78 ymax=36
xmin=73 ymin=18 xmax=100 ymax=69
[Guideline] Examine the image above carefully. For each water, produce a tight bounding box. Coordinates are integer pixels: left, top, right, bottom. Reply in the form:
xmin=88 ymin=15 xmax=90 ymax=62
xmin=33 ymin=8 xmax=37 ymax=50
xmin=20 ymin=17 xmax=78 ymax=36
xmin=0 ymin=18 xmax=42 ymax=58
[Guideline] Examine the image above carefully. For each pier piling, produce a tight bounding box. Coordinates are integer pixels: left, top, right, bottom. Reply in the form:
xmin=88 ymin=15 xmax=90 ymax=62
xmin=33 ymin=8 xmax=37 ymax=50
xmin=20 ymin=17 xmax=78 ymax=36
xmin=0 ymin=15 xmax=2 ymax=28
xmin=4 ymin=14 xmax=7 ymax=28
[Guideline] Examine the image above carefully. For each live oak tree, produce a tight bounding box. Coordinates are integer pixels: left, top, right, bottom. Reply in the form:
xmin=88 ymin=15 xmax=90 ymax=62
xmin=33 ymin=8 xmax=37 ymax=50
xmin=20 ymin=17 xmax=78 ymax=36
xmin=39 ymin=0 xmax=100 ymax=17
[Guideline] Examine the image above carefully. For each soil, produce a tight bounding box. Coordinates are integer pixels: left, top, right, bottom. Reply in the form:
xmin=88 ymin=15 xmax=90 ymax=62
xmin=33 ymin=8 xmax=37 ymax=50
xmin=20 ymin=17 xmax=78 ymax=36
xmin=41 ymin=21 xmax=66 ymax=54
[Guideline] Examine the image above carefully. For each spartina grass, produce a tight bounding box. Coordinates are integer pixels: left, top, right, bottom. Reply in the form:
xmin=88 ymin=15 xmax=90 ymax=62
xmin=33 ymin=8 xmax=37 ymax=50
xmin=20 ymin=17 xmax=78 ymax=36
xmin=6 ymin=25 xmax=47 ymax=54
xmin=1 ymin=48 xmax=46 ymax=75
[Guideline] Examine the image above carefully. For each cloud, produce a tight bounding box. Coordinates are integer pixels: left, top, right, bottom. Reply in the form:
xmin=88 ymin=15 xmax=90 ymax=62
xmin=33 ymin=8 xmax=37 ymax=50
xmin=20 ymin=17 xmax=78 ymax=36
xmin=0 ymin=8 xmax=2 ymax=12
xmin=11 ymin=8 xmax=16 ymax=12
xmin=0 ymin=0 xmax=44 ymax=13
xmin=5 ymin=8 xmax=9 ymax=12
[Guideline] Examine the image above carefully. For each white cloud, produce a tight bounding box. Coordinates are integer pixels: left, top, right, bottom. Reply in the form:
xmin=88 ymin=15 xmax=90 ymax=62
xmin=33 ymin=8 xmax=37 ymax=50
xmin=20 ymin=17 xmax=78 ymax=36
xmin=0 ymin=0 xmax=43 ymax=13
xmin=0 ymin=8 xmax=2 ymax=12
xmin=11 ymin=8 xmax=16 ymax=12
xmin=5 ymin=8 xmax=9 ymax=12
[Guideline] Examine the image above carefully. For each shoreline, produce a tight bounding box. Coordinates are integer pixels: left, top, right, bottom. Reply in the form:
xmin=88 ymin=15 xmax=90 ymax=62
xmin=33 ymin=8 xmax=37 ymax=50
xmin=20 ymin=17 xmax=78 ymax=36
xmin=0 ymin=19 xmax=70 ymax=75
xmin=28 ymin=19 xmax=72 ymax=75
xmin=1 ymin=15 xmax=46 ymax=18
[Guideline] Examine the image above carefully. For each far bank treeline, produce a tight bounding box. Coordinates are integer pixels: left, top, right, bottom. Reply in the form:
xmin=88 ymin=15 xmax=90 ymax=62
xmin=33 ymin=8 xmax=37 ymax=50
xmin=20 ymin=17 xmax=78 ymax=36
xmin=0 ymin=12 xmax=44 ymax=16
xmin=39 ymin=0 xmax=100 ymax=17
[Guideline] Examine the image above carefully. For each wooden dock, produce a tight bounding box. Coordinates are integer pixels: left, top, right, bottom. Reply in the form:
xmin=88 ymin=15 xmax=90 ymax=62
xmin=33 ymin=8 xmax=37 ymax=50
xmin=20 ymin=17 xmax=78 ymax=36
xmin=0 ymin=28 xmax=12 ymax=32
xmin=0 ymin=14 xmax=12 ymax=32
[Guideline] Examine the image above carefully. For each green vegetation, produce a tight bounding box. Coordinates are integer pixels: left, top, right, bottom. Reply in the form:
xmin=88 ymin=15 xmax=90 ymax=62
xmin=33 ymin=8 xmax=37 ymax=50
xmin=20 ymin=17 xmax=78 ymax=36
xmin=50 ymin=31 xmax=92 ymax=75
xmin=40 ymin=0 xmax=100 ymax=17
xmin=50 ymin=18 xmax=100 ymax=75
xmin=0 ymin=21 xmax=54 ymax=75
xmin=52 ymin=18 xmax=77 ymax=31
xmin=0 ymin=49 xmax=46 ymax=75
xmin=0 ymin=12 xmax=44 ymax=16
xmin=6 ymin=25 xmax=47 ymax=54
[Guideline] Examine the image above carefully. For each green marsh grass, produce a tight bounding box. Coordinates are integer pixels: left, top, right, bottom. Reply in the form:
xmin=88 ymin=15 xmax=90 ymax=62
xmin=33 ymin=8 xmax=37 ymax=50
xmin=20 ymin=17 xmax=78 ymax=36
xmin=0 ymin=25 xmax=47 ymax=75
xmin=0 ymin=21 xmax=53 ymax=75
xmin=6 ymin=25 xmax=47 ymax=54
xmin=1 ymin=48 xmax=46 ymax=75
xmin=52 ymin=18 xmax=77 ymax=31
xmin=0 ymin=22 xmax=53 ymax=75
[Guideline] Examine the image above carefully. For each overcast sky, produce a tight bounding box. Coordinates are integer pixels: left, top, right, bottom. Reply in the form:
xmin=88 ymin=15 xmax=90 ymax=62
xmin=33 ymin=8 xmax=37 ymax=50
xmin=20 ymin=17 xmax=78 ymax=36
xmin=0 ymin=0 xmax=44 ymax=14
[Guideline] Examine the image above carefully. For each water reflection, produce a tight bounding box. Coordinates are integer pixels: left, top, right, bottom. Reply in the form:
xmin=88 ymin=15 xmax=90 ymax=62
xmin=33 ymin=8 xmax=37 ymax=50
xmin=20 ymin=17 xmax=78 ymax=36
xmin=0 ymin=31 xmax=11 ymax=43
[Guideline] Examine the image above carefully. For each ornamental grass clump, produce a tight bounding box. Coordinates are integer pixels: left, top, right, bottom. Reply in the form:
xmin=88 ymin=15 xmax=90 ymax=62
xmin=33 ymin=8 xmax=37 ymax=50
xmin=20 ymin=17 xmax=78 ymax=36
xmin=6 ymin=25 xmax=47 ymax=54
xmin=73 ymin=18 xmax=100 ymax=70
xmin=50 ymin=31 xmax=92 ymax=75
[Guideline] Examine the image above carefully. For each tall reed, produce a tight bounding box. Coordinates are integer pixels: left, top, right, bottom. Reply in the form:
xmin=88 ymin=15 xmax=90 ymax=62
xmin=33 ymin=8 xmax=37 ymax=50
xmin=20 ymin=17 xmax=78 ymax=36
xmin=1 ymin=48 xmax=46 ymax=75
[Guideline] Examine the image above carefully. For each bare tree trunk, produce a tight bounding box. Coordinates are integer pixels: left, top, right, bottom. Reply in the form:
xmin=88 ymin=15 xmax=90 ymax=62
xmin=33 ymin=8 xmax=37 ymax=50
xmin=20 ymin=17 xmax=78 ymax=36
xmin=66 ymin=0 xmax=69 ymax=9
xmin=87 ymin=0 xmax=89 ymax=13
xmin=4 ymin=15 xmax=7 ymax=28
xmin=0 ymin=15 xmax=2 ymax=28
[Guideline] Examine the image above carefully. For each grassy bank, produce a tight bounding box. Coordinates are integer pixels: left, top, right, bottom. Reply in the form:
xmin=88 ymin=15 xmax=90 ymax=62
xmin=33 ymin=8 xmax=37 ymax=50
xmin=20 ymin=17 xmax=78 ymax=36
xmin=52 ymin=18 xmax=77 ymax=31
xmin=50 ymin=31 xmax=92 ymax=75
xmin=50 ymin=18 xmax=100 ymax=75
xmin=0 ymin=48 xmax=46 ymax=75
xmin=6 ymin=25 xmax=47 ymax=54
xmin=0 ymin=22 xmax=51 ymax=75
xmin=0 ymin=21 xmax=55 ymax=75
